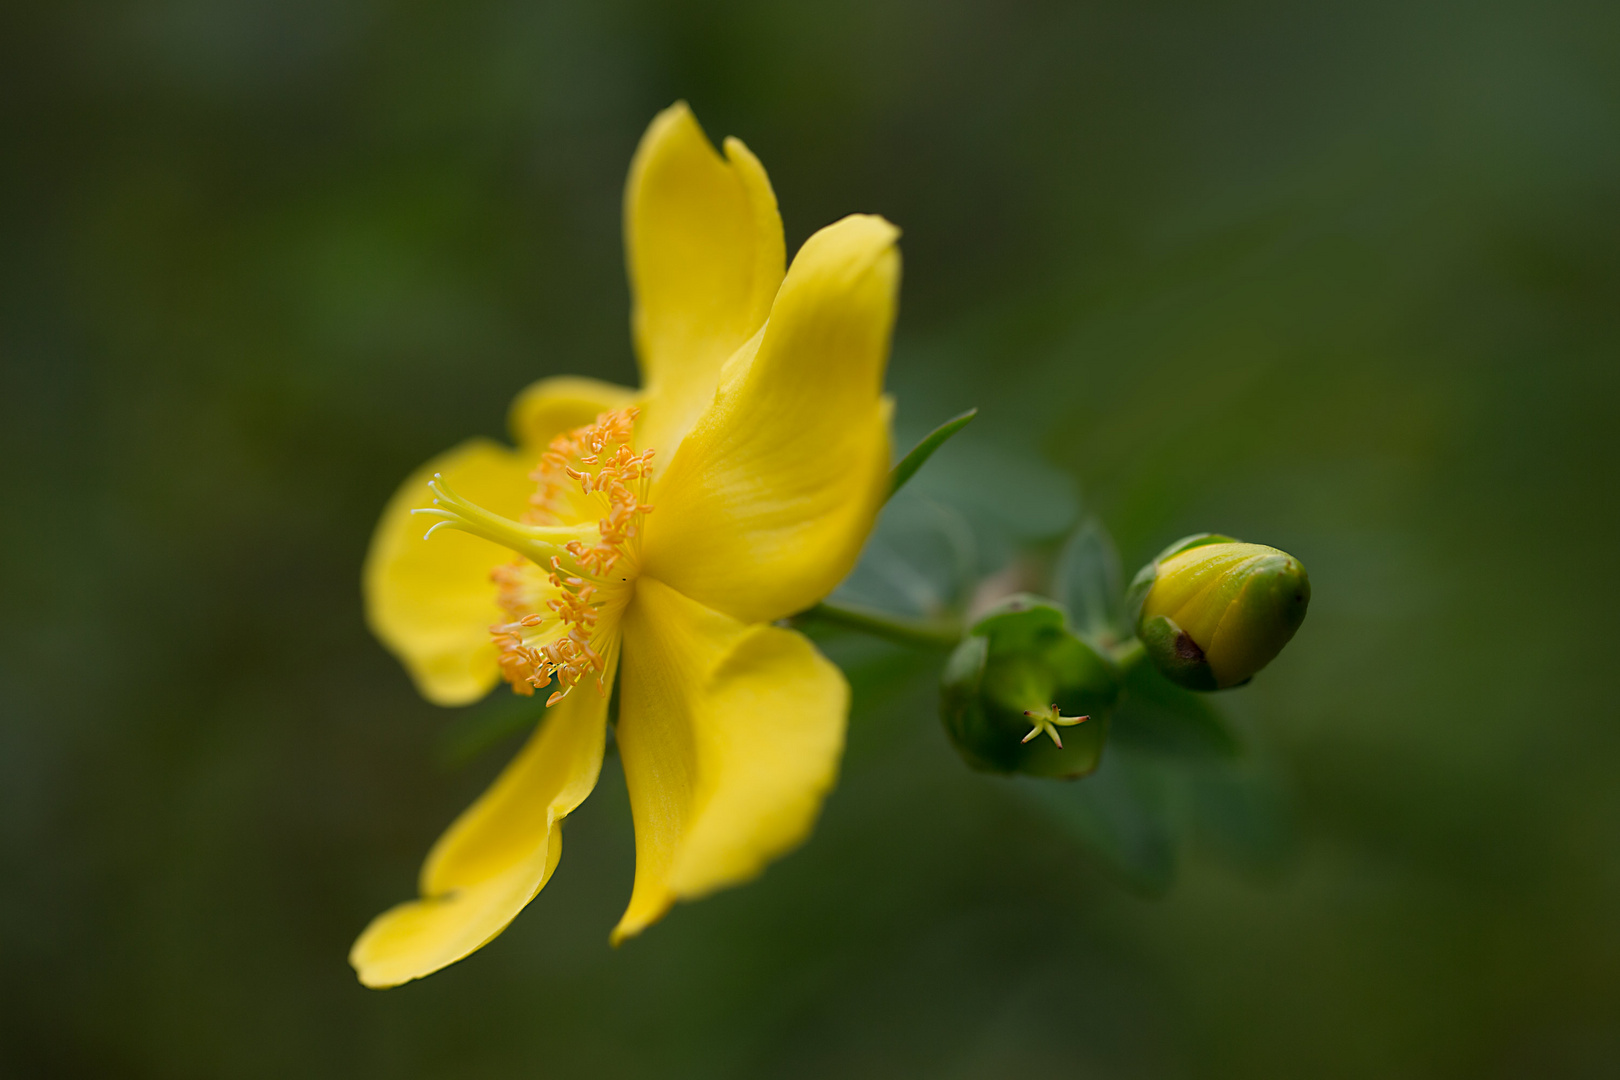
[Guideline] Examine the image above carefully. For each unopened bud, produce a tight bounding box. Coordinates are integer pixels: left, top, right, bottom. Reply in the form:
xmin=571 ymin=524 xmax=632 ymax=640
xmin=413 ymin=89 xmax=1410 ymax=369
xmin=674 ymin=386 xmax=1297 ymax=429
xmin=940 ymin=595 xmax=1122 ymax=778
xmin=1127 ymin=535 xmax=1310 ymax=690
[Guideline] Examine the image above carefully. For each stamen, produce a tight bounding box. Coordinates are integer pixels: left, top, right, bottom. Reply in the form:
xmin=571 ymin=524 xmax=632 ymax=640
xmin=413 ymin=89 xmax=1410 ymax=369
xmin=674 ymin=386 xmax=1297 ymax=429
xmin=482 ymin=405 xmax=656 ymax=704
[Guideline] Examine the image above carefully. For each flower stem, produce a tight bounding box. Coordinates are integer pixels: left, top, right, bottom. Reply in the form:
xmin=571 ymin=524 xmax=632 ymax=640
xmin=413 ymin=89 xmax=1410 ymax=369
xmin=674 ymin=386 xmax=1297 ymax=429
xmin=795 ymin=599 xmax=962 ymax=650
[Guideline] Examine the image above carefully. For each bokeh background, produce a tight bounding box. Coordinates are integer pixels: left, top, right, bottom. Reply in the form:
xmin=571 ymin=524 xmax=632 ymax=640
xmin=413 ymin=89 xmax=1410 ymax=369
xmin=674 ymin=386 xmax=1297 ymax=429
xmin=4 ymin=1 xmax=1618 ymax=1076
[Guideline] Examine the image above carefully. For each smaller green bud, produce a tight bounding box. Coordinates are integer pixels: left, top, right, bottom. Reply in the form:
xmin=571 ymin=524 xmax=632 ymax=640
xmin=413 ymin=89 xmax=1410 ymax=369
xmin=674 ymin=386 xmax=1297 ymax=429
xmin=941 ymin=595 xmax=1122 ymax=778
xmin=1126 ymin=535 xmax=1310 ymax=691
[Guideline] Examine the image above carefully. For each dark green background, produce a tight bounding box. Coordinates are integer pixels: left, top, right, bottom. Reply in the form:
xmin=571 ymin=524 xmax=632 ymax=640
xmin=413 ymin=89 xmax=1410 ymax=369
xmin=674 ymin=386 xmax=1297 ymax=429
xmin=3 ymin=1 xmax=1617 ymax=1076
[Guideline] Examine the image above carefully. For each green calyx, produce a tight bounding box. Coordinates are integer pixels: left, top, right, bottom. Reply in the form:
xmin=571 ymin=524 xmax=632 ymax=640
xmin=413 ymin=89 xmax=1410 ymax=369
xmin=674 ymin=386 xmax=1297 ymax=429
xmin=941 ymin=595 xmax=1122 ymax=778
xmin=1127 ymin=535 xmax=1310 ymax=691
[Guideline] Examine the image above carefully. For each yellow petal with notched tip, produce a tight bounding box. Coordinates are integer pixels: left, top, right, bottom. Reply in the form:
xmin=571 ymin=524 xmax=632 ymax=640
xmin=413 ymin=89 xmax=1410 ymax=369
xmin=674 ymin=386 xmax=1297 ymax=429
xmin=363 ymin=439 xmax=536 ymax=705
xmin=640 ymin=214 xmax=899 ymax=625
xmin=507 ymin=375 xmax=637 ymax=454
xmin=610 ymin=577 xmax=846 ymax=944
xmin=349 ymin=659 xmax=614 ymax=988
xmin=625 ymin=101 xmax=785 ymax=458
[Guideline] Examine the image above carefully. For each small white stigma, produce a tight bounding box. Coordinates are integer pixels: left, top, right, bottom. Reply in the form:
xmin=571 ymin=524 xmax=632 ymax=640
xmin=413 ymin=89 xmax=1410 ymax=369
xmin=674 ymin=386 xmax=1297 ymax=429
xmin=1021 ymin=704 xmax=1090 ymax=749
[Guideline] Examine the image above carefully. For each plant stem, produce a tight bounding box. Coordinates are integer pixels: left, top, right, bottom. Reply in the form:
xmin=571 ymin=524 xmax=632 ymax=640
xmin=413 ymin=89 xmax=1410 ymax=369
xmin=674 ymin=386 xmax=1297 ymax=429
xmin=794 ymin=599 xmax=963 ymax=650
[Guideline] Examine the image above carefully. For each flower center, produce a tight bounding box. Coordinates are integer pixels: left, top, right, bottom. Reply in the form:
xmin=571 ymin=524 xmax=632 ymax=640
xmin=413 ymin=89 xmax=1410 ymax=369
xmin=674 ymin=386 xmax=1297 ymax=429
xmin=413 ymin=406 xmax=655 ymax=706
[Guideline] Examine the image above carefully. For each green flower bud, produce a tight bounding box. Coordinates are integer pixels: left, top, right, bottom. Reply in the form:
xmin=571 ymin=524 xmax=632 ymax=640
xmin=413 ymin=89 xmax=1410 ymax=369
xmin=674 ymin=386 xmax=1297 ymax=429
xmin=941 ymin=595 xmax=1122 ymax=778
xmin=1126 ymin=535 xmax=1310 ymax=690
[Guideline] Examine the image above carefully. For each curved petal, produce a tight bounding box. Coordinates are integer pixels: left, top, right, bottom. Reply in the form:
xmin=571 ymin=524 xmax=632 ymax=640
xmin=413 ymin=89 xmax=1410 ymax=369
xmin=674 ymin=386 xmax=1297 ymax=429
xmin=625 ymin=101 xmax=785 ymax=458
xmin=611 ymin=577 xmax=847 ymax=943
xmin=507 ymin=375 xmax=638 ymax=454
xmin=640 ymin=214 xmax=900 ymax=624
xmin=363 ymin=439 xmax=537 ymax=705
xmin=349 ymin=657 xmax=615 ymax=988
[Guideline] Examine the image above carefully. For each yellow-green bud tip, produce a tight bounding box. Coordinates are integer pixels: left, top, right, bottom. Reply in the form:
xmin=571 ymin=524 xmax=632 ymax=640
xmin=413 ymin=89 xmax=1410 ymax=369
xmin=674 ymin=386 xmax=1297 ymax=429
xmin=1134 ymin=540 xmax=1310 ymax=690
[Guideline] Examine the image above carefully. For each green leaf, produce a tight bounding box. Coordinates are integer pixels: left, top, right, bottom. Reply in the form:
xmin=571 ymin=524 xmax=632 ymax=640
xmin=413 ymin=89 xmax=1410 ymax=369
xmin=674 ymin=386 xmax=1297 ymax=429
xmin=888 ymin=407 xmax=977 ymax=499
xmin=904 ymin=439 xmax=1077 ymax=546
xmin=1014 ymin=747 xmax=1178 ymax=895
xmin=834 ymin=492 xmax=977 ymax=617
xmin=1109 ymin=654 xmax=1240 ymax=759
xmin=1053 ymin=517 xmax=1125 ymax=646
xmin=1179 ymin=760 xmax=1294 ymax=872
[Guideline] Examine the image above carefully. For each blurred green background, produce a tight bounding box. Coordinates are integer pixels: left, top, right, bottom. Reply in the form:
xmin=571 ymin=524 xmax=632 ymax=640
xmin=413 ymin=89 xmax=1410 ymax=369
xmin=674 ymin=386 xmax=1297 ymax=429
xmin=4 ymin=0 xmax=1618 ymax=1076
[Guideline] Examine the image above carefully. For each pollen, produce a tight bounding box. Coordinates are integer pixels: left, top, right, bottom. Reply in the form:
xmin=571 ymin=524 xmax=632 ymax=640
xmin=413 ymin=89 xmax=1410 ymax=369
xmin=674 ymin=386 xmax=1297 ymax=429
xmin=489 ymin=406 xmax=655 ymax=704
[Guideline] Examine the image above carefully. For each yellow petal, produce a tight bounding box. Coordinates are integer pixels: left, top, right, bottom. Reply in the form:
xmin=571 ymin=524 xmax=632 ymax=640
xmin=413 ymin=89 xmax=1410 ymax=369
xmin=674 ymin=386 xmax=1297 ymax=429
xmin=610 ymin=577 xmax=848 ymax=944
xmin=640 ymin=215 xmax=900 ymax=624
xmin=350 ymin=658 xmax=615 ymax=988
xmin=625 ymin=101 xmax=785 ymax=457
xmin=507 ymin=375 xmax=637 ymax=453
xmin=363 ymin=439 xmax=537 ymax=705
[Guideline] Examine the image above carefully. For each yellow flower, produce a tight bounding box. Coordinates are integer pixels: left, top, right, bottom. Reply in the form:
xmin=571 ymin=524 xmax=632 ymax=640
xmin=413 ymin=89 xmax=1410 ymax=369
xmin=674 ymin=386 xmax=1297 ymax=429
xmin=350 ymin=103 xmax=900 ymax=988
